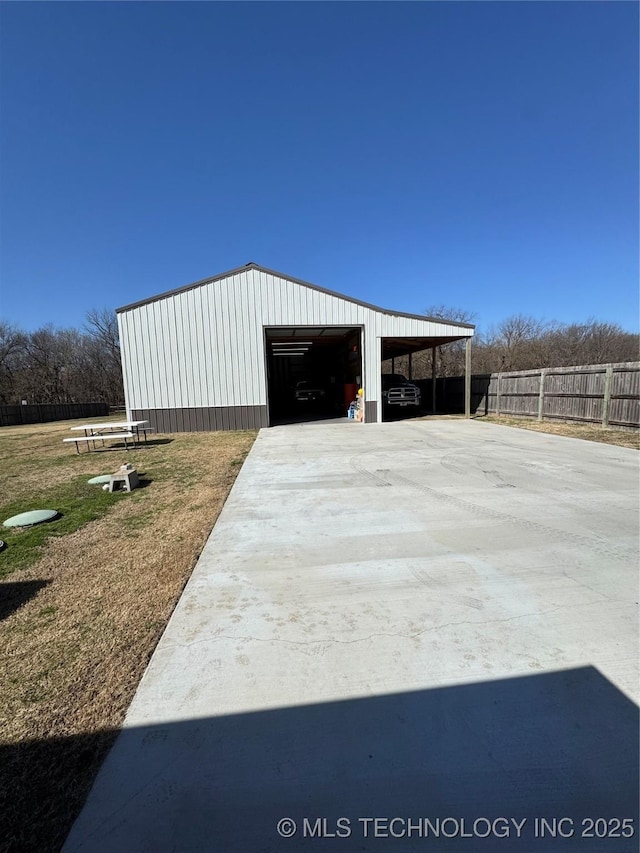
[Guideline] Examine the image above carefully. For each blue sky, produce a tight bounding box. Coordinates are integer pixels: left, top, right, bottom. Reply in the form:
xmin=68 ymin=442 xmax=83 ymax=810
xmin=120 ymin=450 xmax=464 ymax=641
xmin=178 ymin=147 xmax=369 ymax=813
xmin=1 ymin=1 xmax=638 ymax=333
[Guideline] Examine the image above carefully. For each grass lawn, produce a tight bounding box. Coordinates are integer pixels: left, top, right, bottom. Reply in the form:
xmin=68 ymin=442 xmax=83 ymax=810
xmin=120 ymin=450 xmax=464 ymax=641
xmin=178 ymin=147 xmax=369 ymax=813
xmin=475 ymin=414 xmax=639 ymax=449
xmin=0 ymin=418 xmax=256 ymax=852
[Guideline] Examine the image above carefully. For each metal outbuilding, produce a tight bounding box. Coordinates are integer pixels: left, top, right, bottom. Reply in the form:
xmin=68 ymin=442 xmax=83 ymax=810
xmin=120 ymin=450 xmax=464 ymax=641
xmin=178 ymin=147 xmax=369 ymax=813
xmin=116 ymin=263 xmax=474 ymax=431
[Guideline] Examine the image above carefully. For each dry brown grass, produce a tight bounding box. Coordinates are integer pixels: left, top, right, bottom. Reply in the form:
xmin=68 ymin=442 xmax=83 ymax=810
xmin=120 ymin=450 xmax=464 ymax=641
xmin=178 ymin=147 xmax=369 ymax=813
xmin=475 ymin=414 xmax=639 ymax=449
xmin=0 ymin=419 xmax=256 ymax=852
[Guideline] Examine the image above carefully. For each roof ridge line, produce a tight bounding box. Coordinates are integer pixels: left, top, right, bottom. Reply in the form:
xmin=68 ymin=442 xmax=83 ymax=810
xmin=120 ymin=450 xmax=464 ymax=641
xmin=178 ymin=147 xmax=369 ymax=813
xmin=116 ymin=263 xmax=475 ymax=330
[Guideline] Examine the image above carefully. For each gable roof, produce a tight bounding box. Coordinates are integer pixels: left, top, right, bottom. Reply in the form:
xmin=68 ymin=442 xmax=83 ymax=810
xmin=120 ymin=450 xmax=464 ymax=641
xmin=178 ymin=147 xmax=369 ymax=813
xmin=116 ymin=262 xmax=475 ymax=330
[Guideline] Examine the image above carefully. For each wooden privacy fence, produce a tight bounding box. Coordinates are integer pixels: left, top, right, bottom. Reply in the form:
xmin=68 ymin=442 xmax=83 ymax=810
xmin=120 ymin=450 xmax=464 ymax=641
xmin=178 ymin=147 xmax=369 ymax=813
xmin=0 ymin=402 xmax=109 ymax=427
xmin=424 ymin=362 xmax=639 ymax=428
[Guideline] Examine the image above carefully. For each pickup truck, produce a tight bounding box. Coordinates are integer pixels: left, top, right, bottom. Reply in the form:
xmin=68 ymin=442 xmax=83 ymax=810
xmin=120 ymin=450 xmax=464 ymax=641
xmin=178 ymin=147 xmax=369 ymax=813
xmin=294 ymin=380 xmax=326 ymax=404
xmin=381 ymin=374 xmax=421 ymax=409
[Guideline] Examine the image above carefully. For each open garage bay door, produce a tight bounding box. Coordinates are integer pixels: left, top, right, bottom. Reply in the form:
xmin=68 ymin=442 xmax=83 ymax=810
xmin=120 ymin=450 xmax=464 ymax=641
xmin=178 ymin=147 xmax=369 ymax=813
xmin=265 ymin=327 xmax=362 ymax=425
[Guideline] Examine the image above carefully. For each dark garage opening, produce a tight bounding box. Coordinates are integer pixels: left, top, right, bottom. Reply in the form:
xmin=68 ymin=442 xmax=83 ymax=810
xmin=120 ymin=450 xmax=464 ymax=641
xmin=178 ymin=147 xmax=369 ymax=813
xmin=265 ymin=327 xmax=362 ymax=425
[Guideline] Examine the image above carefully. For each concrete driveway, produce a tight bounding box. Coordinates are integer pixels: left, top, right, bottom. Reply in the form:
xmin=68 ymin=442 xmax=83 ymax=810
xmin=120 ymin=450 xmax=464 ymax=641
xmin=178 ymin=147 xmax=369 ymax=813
xmin=64 ymin=420 xmax=639 ymax=852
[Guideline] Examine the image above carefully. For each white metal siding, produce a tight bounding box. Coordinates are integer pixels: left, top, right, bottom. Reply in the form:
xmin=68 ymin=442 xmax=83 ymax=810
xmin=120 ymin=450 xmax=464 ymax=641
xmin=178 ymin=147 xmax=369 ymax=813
xmin=119 ymin=268 xmax=472 ymax=412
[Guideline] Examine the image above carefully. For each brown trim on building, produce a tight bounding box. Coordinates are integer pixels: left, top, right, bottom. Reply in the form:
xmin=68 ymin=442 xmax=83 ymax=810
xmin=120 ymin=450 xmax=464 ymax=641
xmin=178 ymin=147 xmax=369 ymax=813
xmin=364 ymin=401 xmax=378 ymax=424
xmin=116 ymin=262 xmax=475 ymax=330
xmin=131 ymin=406 xmax=268 ymax=433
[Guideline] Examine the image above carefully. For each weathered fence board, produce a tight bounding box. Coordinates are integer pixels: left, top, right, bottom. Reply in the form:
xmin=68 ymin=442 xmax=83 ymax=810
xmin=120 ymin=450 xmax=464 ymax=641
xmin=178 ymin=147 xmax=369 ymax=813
xmin=0 ymin=402 xmax=109 ymax=427
xmin=425 ymin=362 xmax=639 ymax=428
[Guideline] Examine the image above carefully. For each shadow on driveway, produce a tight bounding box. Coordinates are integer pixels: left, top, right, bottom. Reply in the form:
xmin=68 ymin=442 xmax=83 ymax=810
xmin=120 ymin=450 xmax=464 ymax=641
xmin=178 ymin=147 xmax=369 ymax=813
xmin=3 ymin=666 xmax=635 ymax=852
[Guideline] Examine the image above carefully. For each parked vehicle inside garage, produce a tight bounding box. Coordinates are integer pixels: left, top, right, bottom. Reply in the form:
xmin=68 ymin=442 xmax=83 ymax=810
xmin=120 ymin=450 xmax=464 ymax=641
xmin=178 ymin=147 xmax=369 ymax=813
xmin=294 ymin=380 xmax=327 ymax=405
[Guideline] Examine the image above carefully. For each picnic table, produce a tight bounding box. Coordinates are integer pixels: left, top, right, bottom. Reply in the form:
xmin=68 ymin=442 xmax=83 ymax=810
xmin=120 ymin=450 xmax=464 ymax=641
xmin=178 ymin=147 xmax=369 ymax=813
xmin=63 ymin=420 xmax=151 ymax=453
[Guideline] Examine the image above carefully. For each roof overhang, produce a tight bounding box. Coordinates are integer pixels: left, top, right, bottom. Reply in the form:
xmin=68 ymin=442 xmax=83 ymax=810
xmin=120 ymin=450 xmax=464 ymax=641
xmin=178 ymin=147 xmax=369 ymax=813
xmin=382 ymin=335 xmax=470 ymax=360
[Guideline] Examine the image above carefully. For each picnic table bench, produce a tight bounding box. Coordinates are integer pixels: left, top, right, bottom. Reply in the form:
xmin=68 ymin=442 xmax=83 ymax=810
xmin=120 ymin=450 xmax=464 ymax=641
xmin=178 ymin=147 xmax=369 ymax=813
xmin=63 ymin=432 xmax=137 ymax=453
xmin=63 ymin=421 xmax=152 ymax=453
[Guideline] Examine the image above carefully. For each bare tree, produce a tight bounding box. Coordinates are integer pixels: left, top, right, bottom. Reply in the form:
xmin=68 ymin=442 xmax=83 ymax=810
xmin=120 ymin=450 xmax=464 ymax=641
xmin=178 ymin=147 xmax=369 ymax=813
xmin=0 ymin=321 xmax=27 ymax=404
xmin=483 ymin=315 xmax=556 ymax=372
xmin=85 ymin=308 xmax=120 ymax=366
xmin=17 ymin=326 xmax=80 ymax=403
xmin=384 ymin=307 xmax=638 ymax=382
xmin=422 ymin=305 xmax=477 ymax=378
xmin=545 ymin=319 xmax=639 ymax=367
xmin=84 ymin=308 xmax=124 ymax=404
xmin=0 ymin=311 xmax=124 ymax=406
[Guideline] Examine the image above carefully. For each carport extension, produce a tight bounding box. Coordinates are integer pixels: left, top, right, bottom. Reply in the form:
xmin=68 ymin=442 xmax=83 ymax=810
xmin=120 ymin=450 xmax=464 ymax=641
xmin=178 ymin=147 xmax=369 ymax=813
xmin=382 ymin=335 xmax=473 ymax=417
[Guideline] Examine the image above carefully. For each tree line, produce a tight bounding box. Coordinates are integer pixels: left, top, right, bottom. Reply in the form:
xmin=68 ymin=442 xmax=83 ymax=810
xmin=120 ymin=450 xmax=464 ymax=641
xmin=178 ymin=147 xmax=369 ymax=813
xmin=0 ymin=310 xmax=124 ymax=406
xmin=389 ymin=307 xmax=639 ymax=379
xmin=1 ymin=306 xmax=637 ymax=405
